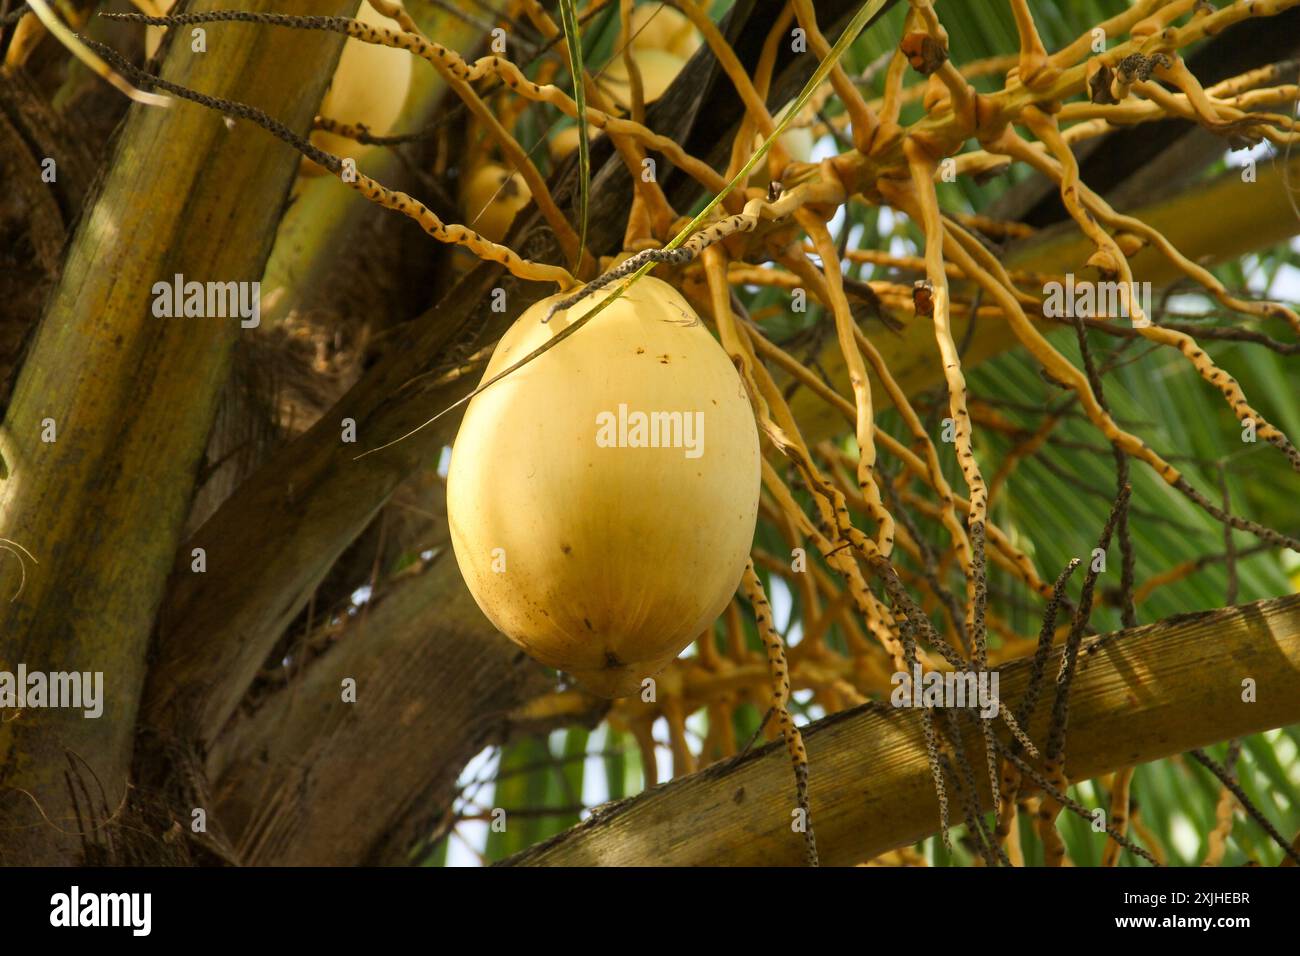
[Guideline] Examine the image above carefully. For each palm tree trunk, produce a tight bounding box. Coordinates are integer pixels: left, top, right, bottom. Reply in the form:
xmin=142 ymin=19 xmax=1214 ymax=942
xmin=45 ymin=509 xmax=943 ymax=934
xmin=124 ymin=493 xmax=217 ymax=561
xmin=0 ymin=0 xmax=353 ymax=865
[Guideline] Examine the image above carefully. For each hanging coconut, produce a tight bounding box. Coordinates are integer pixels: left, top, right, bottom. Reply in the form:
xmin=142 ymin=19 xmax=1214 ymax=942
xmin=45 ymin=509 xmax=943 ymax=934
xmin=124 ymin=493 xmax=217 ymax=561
xmin=750 ymin=103 xmax=817 ymax=190
xmin=549 ymin=123 xmax=601 ymax=163
xmin=459 ymin=162 xmax=532 ymax=245
xmin=144 ymin=0 xmax=177 ymax=60
xmin=628 ymin=4 xmax=701 ymax=60
xmin=550 ymin=28 xmax=692 ymax=163
xmin=447 ymin=277 xmax=761 ymax=697
xmin=600 ymin=48 xmax=687 ymax=110
xmin=302 ymin=1 xmax=413 ymax=175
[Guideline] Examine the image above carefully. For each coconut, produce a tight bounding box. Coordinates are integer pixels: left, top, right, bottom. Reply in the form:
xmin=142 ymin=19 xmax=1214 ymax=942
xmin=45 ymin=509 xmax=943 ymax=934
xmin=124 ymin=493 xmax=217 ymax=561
xmin=549 ymin=124 xmax=602 ymax=163
xmin=552 ymin=47 xmax=688 ymax=163
xmin=459 ymin=163 xmax=532 ymax=245
xmin=601 ymin=48 xmax=686 ymax=111
xmin=629 ymin=5 xmax=701 ymax=60
xmin=550 ymin=125 xmax=581 ymax=163
xmin=144 ymin=0 xmax=176 ymax=60
xmin=750 ymin=103 xmax=816 ymax=189
xmin=447 ymin=277 xmax=760 ymax=697
xmin=305 ymin=2 xmax=413 ymax=171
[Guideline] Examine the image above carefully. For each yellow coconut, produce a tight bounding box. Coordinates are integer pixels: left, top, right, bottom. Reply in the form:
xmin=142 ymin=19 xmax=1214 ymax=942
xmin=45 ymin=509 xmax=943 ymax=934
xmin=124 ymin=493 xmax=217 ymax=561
xmin=750 ymin=104 xmax=817 ymax=189
xmin=549 ymin=124 xmax=603 ymax=163
xmin=601 ymin=49 xmax=686 ymax=111
xmin=144 ymin=0 xmax=176 ymax=60
xmin=447 ymin=277 xmax=760 ymax=697
xmin=629 ymin=4 xmax=701 ymax=60
xmin=145 ymin=26 xmax=165 ymax=59
xmin=550 ymin=126 xmax=581 ymax=163
xmin=305 ymin=2 xmax=413 ymax=171
xmin=459 ymin=163 xmax=532 ymax=244
xmin=776 ymin=125 xmax=816 ymax=166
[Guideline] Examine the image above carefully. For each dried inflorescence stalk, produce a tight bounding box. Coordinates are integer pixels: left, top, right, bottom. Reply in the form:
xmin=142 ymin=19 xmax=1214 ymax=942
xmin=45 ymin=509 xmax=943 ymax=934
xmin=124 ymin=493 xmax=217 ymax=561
xmin=742 ymin=561 xmax=819 ymax=866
